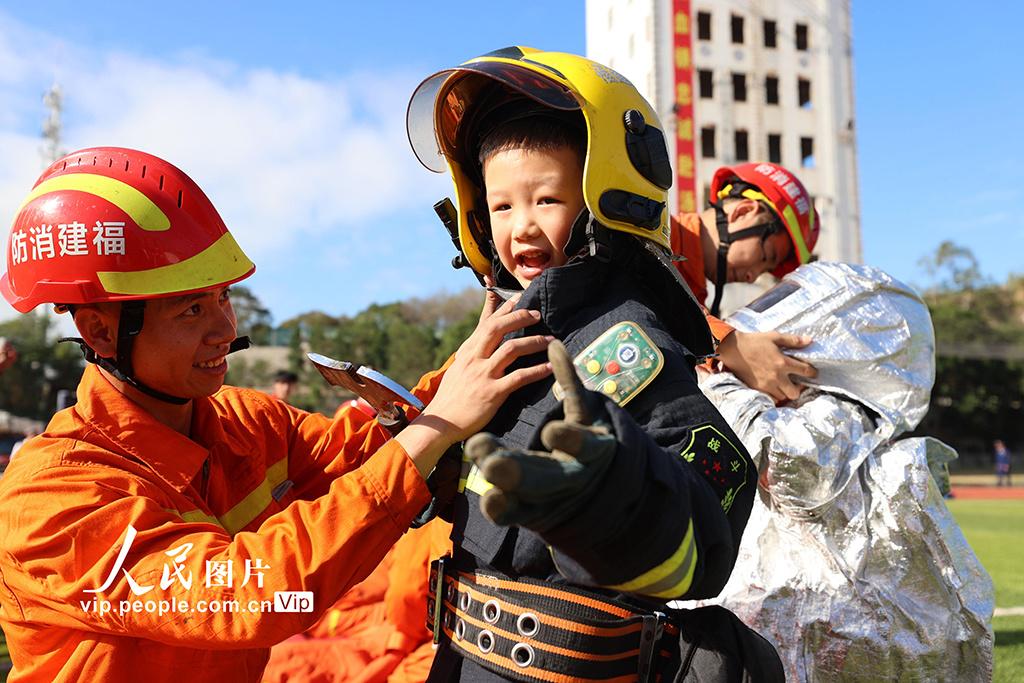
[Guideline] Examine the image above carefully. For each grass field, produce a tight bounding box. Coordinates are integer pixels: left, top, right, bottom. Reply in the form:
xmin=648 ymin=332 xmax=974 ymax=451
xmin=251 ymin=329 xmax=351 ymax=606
xmin=947 ymin=498 xmax=1024 ymax=682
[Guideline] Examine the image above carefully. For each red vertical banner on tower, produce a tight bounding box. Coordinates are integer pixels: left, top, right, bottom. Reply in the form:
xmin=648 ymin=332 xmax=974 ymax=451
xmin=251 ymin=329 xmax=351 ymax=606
xmin=672 ymin=0 xmax=696 ymax=214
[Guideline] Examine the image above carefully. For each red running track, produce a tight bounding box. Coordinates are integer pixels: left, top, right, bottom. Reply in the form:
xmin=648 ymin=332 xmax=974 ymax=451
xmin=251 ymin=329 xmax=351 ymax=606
xmin=949 ymin=486 xmax=1024 ymax=500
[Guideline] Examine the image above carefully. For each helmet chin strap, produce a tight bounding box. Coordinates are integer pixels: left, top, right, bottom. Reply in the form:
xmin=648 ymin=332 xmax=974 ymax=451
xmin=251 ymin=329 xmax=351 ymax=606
xmin=572 ymin=210 xmax=613 ymax=265
xmin=708 ymin=203 xmax=774 ymax=318
xmin=59 ymin=301 xmax=251 ymax=406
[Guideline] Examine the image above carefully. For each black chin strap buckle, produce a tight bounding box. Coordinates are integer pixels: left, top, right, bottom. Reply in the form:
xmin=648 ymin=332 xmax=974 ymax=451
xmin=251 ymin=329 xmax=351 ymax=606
xmin=584 ymin=215 xmax=612 ymax=264
xmin=58 ymin=336 xmax=97 ymax=363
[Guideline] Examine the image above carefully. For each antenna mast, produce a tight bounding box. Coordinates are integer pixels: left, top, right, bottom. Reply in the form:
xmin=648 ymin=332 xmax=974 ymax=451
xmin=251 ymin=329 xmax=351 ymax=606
xmin=41 ymin=83 xmax=65 ymax=165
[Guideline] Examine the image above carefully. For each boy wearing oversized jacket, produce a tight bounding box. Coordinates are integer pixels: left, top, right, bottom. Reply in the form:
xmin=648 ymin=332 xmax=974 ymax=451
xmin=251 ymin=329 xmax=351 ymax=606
xmin=406 ymin=47 xmax=781 ymax=681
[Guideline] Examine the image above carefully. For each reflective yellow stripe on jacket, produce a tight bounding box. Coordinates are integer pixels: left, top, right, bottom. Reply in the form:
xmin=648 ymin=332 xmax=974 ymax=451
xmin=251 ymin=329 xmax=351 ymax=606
xmin=605 ymin=520 xmax=696 ymax=598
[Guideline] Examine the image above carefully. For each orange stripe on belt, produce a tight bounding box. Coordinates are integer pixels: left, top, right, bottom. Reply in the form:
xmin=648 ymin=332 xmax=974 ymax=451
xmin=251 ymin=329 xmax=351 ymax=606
xmin=460 ymin=571 xmax=634 ymax=619
xmin=446 ymin=575 xmax=643 ymax=638
xmin=441 ymin=622 xmax=642 ymax=683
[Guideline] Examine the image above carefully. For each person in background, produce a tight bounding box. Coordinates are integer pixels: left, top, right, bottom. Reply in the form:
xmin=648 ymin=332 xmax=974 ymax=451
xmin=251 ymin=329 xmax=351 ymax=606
xmin=994 ymin=439 xmax=1012 ymax=486
xmin=271 ymin=369 xmax=299 ymax=403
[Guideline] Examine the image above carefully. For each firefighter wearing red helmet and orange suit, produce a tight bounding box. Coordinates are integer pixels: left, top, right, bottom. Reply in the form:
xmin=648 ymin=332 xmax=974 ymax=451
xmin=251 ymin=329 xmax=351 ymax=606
xmin=0 ymin=147 xmax=552 ymax=682
xmin=669 ymin=161 xmax=822 ymax=402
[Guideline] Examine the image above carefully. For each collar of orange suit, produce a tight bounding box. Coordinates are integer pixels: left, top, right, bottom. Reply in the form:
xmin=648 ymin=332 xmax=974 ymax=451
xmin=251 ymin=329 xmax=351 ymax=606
xmin=672 ymin=212 xmax=707 ymax=303
xmin=72 ymin=364 xmax=225 ymax=493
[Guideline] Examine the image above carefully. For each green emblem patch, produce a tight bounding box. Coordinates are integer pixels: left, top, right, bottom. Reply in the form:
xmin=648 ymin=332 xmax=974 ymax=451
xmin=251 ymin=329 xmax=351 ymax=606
xmin=554 ymin=321 xmax=664 ymax=407
xmin=679 ymin=424 xmax=748 ymax=513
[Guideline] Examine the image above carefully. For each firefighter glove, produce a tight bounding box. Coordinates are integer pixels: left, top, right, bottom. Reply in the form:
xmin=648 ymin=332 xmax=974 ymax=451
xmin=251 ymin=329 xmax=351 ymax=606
xmin=465 ymin=340 xmax=616 ymax=533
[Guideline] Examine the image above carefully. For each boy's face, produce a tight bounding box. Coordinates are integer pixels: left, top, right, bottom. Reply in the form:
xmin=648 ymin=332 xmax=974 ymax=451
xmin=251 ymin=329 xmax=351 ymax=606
xmin=483 ymin=145 xmax=586 ymax=288
xmin=116 ymin=287 xmax=238 ymax=399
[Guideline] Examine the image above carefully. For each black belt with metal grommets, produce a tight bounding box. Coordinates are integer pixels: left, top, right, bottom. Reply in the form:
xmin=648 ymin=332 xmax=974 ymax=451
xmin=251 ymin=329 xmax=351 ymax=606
xmin=427 ymin=557 xmax=678 ymax=682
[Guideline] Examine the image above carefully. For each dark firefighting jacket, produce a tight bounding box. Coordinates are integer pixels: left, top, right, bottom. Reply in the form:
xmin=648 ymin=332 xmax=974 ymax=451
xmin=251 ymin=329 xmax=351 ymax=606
xmin=429 ymin=239 xmax=758 ymax=682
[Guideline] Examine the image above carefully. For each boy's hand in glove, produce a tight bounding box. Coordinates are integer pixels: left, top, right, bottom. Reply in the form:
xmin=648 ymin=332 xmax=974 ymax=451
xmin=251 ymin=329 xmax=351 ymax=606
xmin=465 ymin=340 xmax=617 ymax=533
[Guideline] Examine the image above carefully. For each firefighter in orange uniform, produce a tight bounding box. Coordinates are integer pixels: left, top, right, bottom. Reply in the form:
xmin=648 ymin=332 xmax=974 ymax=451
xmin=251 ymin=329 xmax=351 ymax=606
xmin=670 ymin=162 xmax=821 ymax=402
xmin=0 ymin=147 xmax=552 ymax=682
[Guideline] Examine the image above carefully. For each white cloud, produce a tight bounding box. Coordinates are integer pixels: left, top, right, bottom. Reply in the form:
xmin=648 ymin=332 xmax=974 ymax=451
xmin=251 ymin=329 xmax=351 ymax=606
xmin=0 ymin=16 xmax=49 ymax=86
xmin=0 ymin=12 xmax=449 ymax=268
xmin=0 ymin=133 xmax=52 ymax=254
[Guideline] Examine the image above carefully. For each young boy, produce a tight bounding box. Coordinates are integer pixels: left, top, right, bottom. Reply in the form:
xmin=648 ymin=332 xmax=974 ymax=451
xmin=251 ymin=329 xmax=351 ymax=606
xmin=671 ymin=162 xmax=821 ymax=402
xmin=407 ymin=47 xmax=779 ymax=681
xmin=0 ymin=146 xmax=551 ymax=681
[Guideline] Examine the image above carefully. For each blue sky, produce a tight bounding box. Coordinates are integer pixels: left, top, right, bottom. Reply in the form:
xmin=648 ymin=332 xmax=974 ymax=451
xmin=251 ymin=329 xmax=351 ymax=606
xmin=0 ymin=1 xmax=1018 ymax=326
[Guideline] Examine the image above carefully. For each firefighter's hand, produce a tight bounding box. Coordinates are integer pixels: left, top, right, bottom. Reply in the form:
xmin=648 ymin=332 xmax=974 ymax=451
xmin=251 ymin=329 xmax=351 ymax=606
xmin=716 ymin=330 xmax=816 ymax=404
xmin=465 ymin=341 xmax=616 ymax=532
xmin=420 ymin=288 xmax=552 ymax=444
xmin=400 ymin=282 xmax=552 ymax=479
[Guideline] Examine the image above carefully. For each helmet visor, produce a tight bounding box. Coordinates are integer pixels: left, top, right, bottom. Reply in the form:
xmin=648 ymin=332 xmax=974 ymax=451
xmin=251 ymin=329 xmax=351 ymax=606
xmin=407 ymin=60 xmax=580 ymax=173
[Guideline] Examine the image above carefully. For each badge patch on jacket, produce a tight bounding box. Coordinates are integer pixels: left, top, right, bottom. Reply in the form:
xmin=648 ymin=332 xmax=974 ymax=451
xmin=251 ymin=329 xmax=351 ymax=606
xmin=679 ymin=424 xmax=748 ymax=513
xmin=554 ymin=321 xmax=664 ymax=407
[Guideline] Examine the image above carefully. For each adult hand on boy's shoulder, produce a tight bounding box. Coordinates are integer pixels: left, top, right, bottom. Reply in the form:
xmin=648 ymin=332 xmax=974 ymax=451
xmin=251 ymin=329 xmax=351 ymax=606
xmin=716 ymin=330 xmax=816 ymax=404
xmin=466 ymin=341 xmax=616 ymax=533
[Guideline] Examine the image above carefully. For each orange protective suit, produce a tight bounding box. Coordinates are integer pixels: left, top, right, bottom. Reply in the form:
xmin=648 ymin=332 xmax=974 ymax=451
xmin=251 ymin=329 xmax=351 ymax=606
xmin=261 ymin=507 xmax=452 ymax=683
xmin=0 ymin=361 xmax=447 ymax=683
xmin=670 ymin=212 xmax=736 ymax=343
xmin=382 ymin=518 xmax=451 ymax=683
xmin=260 ymin=550 xmax=397 ymax=683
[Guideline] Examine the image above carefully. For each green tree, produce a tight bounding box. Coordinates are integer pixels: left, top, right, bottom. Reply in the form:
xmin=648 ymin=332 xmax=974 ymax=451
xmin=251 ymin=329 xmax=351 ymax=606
xmin=277 ymin=311 xmax=333 ymax=412
xmin=915 ymin=357 xmax=1024 ymax=462
xmin=230 ymin=285 xmax=273 ymax=345
xmin=402 ymin=288 xmax=483 ymax=329
xmin=384 ymin=314 xmax=438 ymax=389
xmin=926 ymin=287 xmax=1019 ymax=347
xmin=918 ymin=240 xmax=987 ymax=293
xmin=0 ymin=312 xmax=84 ymax=421
xmin=276 ymin=290 xmax=485 ymax=415
xmin=913 ymin=242 xmax=1024 ymax=464
xmin=921 ymin=243 xmax=1022 ymax=346
xmin=435 ymin=308 xmax=480 ymax=366
xmin=341 ymin=304 xmax=393 ymax=371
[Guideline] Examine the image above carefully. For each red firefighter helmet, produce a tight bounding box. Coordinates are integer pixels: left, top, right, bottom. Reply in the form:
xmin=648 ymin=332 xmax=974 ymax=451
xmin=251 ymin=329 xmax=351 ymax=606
xmin=1 ymin=147 xmax=255 ymax=313
xmin=710 ymin=161 xmax=820 ymax=278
